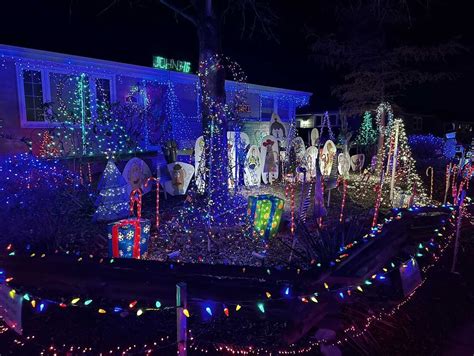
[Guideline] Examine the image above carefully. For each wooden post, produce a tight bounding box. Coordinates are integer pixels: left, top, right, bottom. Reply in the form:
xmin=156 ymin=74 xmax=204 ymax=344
xmin=443 ymin=163 xmax=452 ymax=205
xmin=451 ymin=190 xmax=465 ymax=273
xmin=176 ymin=282 xmax=187 ymax=356
xmin=389 ymin=121 xmax=399 ymax=202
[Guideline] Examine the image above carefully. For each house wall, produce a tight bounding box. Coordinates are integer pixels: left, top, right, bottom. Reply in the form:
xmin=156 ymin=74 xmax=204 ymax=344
xmin=0 ymin=57 xmax=42 ymax=156
xmin=0 ymin=44 xmax=311 ymax=157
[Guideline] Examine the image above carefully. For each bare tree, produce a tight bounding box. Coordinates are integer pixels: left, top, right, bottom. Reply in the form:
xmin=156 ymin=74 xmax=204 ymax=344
xmin=307 ymin=0 xmax=465 ymax=116
xmin=159 ymin=0 xmax=276 ymax=207
xmin=93 ymin=0 xmax=277 ymax=208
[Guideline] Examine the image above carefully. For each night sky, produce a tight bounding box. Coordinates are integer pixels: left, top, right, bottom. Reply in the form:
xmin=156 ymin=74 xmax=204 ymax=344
xmin=1 ymin=0 xmax=472 ymax=121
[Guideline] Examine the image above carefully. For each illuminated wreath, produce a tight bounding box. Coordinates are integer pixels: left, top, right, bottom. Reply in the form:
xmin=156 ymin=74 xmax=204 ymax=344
xmin=198 ymin=54 xmax=248 ymax=121
xmin=375 ymin=102 xmax=394 ymax=135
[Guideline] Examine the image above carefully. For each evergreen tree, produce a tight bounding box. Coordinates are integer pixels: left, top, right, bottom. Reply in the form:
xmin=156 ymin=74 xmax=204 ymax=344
xmin=354 ymin=111 xmax=377 ymax=147
xmin=94 ymin=160 xmax=129 ymax=221
xmin=385 ymin=118 xmax=427 ymax=199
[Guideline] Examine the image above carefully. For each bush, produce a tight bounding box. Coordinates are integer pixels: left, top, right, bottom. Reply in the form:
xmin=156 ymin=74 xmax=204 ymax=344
xmin=0 ymin=154 xmax=100 ymax=252
xmin=408 ymin=134 xmax=444 ymax=160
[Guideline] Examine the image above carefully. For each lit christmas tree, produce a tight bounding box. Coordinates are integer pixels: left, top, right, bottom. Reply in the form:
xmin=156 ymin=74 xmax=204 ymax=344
xmin=38 ymin=130 xmax=60 ymax=158
xmin=354 ymin=111 xmax=377 ymax=147
xmin=384 ymin=118 xmax=427 ymax=203
xmin=94 ymin=160 xmax=130 ymax=221
xmin=52 ymin=73 xmax=133 ymax=158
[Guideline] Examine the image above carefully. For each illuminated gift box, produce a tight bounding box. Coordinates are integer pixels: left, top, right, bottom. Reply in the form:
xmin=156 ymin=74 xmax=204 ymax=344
xmin=107 ymin=218 xmax=151 ymax=259
xmin=247 ymin=195 xmax=285 ymax=239
xmin=392 ymin=188 xmax=415 ymax=209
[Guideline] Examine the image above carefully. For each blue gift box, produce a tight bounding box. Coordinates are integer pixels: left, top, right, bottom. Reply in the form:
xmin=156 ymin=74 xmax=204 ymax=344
xmin=107 ymin=218 xmax=151 ymax=259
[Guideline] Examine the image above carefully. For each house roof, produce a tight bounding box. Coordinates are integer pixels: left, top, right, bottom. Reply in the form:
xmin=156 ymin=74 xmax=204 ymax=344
xmin=0 ymin=44 xmax=312 ymax=104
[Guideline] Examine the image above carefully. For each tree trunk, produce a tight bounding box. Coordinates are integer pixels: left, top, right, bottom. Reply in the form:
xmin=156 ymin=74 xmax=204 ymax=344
xmin=196 ymin=0 xmax=229 ymax=208
xmin=376 ymin=111 xmax=385 ymax=173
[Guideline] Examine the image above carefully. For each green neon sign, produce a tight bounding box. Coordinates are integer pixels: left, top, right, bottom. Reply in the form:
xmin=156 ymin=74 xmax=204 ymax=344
xmin=152 ymin=56 xmax=191 ymax=73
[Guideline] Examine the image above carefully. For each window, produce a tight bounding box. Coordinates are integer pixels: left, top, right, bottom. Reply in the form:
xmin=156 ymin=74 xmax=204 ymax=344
xmin=414 ymin=117 xmax=423 ymax=131
xmin=49 ymin=72 xmax=91 ymax=124
xmin=22 ymin=70 xmax=44 ymax=122
xmin=16 ymin=63 xmax=114 ymax=127
xmin=261 ymin=97 xmax=274 ymax=120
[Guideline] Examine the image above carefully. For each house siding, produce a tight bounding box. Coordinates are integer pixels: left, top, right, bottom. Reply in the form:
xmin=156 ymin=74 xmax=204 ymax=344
xmin=0 ymin=44 xmax=311 ymax=157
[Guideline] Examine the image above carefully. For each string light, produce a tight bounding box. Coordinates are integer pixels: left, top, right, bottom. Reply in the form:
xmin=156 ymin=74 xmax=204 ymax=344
xmin=0 ymin=204 xmax=465 ymax=356
xmin=354 ymin=111 xmax=377 ymax=146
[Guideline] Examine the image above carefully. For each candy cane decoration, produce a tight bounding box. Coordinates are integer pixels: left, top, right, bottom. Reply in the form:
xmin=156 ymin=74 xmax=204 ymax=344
xmin=371 ymin=183 xmax=382 ymax=228
xmin=443 ymin=163 xmax=451 ymax=205
xmin=290 ymin=180 xmax=295 ymax=235
xmin=456 ymin=180 xmax=465 ymax=205
xmin=337 ymin=176 xmax=348 ymax=223
xmin=425 ymin=166 xmax=434 ymax=200
xmin=319 ymin=178 xmax=325 ymax=228
xmin=145 ymin=177 xmax=160 ymax=231
xmin=130 ymin=189 xmax=142 ymax=219
xmin=451 ymin=165 xmax=458 ymax=204
xmin=465 ymin=165 xmax=474 ymax=190
xmin=372 ymin=168 xmax=385 ymax=228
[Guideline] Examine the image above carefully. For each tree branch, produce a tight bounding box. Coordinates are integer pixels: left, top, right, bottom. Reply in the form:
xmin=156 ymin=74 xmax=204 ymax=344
xmin=160 ymin=0 xmax=197 ymax=26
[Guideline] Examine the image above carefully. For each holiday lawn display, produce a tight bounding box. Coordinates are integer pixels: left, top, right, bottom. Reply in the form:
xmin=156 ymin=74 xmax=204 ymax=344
xmin=350 ymin=154 xmax=365 ymax=172
xmin=244 ymin=145 xmax=262 ymax=187
xmin=291 ymin=137 xmax=306 ymax=163
xmin=305 ymin=146 xmax=318 ymax=178
xmin=107 ymin=190 xmax=151 ymax=259
xmin=227 ymin=131 xmax=250 ymax=189
xmin=194 ymin=135 xmax=206 ymax=193
xmin=354 ymin=111 xmax=377 ymax=147
xmin=310 ymin=128 xmax=319 ymax=147
xmin=107 ymin=218 xmax=151 ymax=258
xmin=319 ymin=140 xmax=336 ymax=176
xmin=269 ymin=113 xmax=287 ymax=142
xmin=392 ymin=187 xmax=415 ymax=208
xmin=122 ymin=157 xmax=152 ymax=195
xmin=163 ymin=162 xmax=194 ymax=196
xmin=247 ymin=194 xmax=285 ymax=239
xmin=260 ymin=135 xmax=279 ymax=184
xmin=94 ymin=160 xmax=129 ymax=221
xmin=337 ymin=152 xmax=351 ymax=177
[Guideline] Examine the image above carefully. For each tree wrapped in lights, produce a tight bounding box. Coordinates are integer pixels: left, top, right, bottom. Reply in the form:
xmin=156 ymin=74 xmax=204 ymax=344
xmin=198 ymin=54 xmax=247 ymax=211
xmin=50 ymin=73 xmax=138 ymax=158
xmin=94 ymin=160 xmax=129 ymax=221
xmin=374 ymin=102 xmax=394 ymax=173
xmin=354 ymin=111 xmax=377 ymax=147
xmin=385 ymin=118 xmax=427 ymax=204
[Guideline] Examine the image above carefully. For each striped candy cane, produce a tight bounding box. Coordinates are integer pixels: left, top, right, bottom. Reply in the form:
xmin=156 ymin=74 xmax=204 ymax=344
xmin=130 ymin=189 xmax=142 ymax=219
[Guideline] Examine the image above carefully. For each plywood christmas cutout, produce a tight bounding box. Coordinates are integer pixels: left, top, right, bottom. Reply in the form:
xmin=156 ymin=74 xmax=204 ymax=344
xmin=305 ymin=146 xmax=319 ymax=178
xmin=194 ymin=135 xmax=206 ymax=193
xmin=244 ymin=145 xmax=262 ymax=187
xmin=123 ymin=158 xmax=152 ymax=195
xmin=319 ymin=140 xmax=336 ymax=176
xmin=163 ymin=162 xmax=195 ymax=196
xmin=260 ymin=135 xmax=279 ymax=184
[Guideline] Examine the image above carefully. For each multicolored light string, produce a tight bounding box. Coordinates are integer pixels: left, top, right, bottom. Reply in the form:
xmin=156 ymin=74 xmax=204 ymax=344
xmin=144 ymin=176 xmax=160 ymax=231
